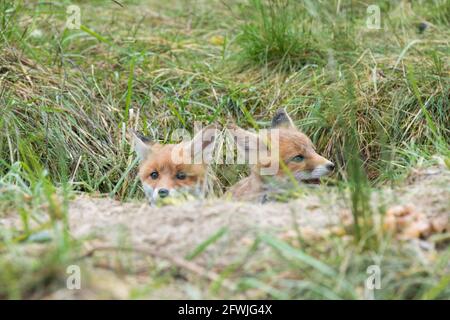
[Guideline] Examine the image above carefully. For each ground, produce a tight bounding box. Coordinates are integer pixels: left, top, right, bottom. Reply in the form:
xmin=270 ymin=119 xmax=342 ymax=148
xmin=0 ymin=0 xmax=449 ymax=299
xmin=2 ymin=163 xmax=448 ymax=299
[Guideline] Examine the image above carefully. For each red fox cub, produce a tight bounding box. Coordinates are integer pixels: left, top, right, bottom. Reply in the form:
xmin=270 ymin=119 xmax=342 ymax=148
xmin=132 ymin=126 xmax=216 ymax=205
xmin=228 ymin=109 xmax=335 ymax=200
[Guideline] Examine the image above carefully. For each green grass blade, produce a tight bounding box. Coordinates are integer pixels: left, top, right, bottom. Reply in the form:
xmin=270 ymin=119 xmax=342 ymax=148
xmin=259 ymin=234 xmax=336 ymax=277
xmin=185 ymin=227 xmax=228 ymax=260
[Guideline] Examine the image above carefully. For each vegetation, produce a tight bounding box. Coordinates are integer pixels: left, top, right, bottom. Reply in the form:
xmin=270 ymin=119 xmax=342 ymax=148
xmin=0 ymin=0 xmax=448 ymax=299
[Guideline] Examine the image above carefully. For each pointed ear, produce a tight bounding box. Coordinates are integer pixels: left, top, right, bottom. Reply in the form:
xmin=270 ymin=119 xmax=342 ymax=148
xmin=188 ymin=124 xmax=218 ymax=158
xmin=131 ymin=131 xmax=152 ymax=161
xmin=271 ymin=108 xmax=295 ymax=129
xmin=227 ymin=124 xmax=259 ymax=151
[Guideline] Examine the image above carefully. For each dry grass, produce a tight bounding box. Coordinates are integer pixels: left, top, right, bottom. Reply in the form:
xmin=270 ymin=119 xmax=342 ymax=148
xmin=0 ymin=0 xmax=449 ymax=299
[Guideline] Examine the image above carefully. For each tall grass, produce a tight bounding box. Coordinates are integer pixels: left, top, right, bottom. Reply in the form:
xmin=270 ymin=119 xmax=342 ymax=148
xmin=1 ymin=0 xmax=448 ymax=200
xmin=237 ymin=0 xmax=324 ymax=70
xmin=0 ymin=155 xmax=77 ymax=299
xmin=0 ymin=0 xmax=449 ymax=299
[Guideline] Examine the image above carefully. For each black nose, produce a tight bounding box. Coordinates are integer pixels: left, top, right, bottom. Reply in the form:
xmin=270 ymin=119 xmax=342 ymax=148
xmin=326 ymin=163 xmax=335 ymax=171
xmin=158 ymin=188 xmax=169 ymax=198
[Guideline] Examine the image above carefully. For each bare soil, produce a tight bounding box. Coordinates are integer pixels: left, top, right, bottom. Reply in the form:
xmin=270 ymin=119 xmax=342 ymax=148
xmin=2 ymin=165 xmax=449 ymax=299
xmin=68 ymin=165 xmax=449 ymax=263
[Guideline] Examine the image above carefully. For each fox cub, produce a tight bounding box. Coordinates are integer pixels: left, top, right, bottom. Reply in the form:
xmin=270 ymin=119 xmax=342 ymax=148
xmin=132 ymin=126 xmax=216 ymax=205
xmin=228 ymin=109 xmax=335 ymax=200
xmin=132 ymin=110 xmax=333 ymax=204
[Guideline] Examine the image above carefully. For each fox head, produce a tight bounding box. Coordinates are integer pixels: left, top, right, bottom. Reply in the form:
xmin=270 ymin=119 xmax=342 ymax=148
xmin=231 ymin=109 xmax=335 ymax=183
xmin=132 ymin=126 xmax=216 ymax=205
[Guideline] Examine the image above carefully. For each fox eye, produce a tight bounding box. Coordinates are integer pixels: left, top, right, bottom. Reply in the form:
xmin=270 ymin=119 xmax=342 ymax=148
xmin=176 ymin=172 xmax=187 ymax=180
xmin=150 ymin=171 xmax=159 ymax=180
xmin=291 ymin=155 xmax=305 ymax=162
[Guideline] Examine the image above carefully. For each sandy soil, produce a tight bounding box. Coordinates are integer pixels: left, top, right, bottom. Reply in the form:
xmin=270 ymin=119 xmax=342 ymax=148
xmin=68 ymin=165 xmax=449 ymax=263
xmin=2 ymin=165 xmax=449 ymax=299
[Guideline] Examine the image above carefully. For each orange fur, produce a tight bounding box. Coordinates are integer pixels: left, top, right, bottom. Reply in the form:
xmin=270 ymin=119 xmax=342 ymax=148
xmin=257 ymin=128 xmax=331 ymax=175
xmin=229 ymin=109 xmax=334 ymax=200
xmin=132 ymin=126 xmax=216 ymax=204
xmin=138 ymin=144 xmax=206 ymax=191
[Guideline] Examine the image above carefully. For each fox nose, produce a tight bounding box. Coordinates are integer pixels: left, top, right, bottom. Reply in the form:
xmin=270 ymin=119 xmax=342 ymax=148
xmin=326 ymin=162 xmax=335 ymax=171
xmin=158 ymin=188 xmax=169 ymax=198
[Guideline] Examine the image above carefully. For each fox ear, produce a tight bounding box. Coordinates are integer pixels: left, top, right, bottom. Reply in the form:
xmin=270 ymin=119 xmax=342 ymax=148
xmin=227 ymin=124 xmax=259 ymax=152
xmin=188 ymin=124 xmax=218 ymax=157
xmin=131 ymin=131 xmax=152 ymax=161
xmin=271 ymin=108 xmax=295 ymax=129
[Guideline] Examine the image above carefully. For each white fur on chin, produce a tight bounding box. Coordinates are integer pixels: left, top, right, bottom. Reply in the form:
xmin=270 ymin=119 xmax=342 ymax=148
xmin=142 ymin=183 xmax=202 ymax=206
xmin=295 ymin=164 xmax=331 ymax=181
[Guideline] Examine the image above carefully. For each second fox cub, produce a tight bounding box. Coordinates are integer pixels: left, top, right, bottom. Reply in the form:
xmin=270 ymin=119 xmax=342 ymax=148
xmin=229 ymin=109 xmax=335 ymax=200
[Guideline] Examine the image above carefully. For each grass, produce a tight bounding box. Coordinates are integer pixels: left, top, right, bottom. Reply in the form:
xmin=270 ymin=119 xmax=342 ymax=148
xmin=237 ymin=0 xmax=324 ymax=70
xmin=0 ymin=0 xmax=449 ymax=299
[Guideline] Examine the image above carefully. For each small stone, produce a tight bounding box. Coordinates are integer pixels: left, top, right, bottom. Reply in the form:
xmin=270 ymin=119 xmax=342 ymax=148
xmin=417 ymin=22 xmax=428 ymax=34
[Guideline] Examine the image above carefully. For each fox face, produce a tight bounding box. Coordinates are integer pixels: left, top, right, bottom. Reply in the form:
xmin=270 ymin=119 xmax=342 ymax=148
xmin=275 ymin=127 xmax=334 ymax=181
xmin=132 ymin=126 xmax=216 ymax=205
xmin=231 ymin=108 xmax=335 ymax=184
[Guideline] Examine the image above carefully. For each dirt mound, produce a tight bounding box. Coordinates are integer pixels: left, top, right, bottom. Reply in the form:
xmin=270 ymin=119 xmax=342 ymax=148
xmin=68 ymin=165 xmax=449 ymax=266
xmin=70 ymin=193 xmax=340 ymax=263
xmin=1 ymin=165 xmax=448 ymax=299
